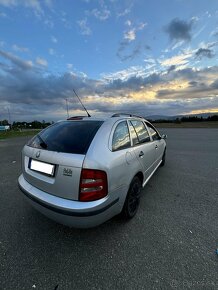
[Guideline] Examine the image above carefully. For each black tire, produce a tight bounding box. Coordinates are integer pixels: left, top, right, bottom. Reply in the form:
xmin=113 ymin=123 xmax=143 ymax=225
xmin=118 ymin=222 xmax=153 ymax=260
xmin=160 ymin=149 xmax=166 ymax=167
xmin=122 ymin=176 xmax=142 ymax=219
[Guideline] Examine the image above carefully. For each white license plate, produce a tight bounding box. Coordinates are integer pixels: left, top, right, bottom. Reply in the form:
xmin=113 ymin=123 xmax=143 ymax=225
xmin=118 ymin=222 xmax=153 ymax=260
xmin=30 ymin=159 xmax=55 ymax=176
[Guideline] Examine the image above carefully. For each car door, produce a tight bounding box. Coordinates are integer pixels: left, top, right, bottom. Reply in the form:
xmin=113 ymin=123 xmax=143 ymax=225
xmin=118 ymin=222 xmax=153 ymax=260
xmin=109 ymin=120 xmax=143 ymax=192
xmin=128 ymin=119 xmax=156 ymax=181
xmin=145 ymin=122 xmax=165 ymax=167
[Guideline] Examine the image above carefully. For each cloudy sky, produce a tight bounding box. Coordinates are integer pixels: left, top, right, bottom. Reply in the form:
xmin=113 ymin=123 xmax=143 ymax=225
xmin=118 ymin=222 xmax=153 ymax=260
xmin=0 ymin=0 xmax=218 ymax=121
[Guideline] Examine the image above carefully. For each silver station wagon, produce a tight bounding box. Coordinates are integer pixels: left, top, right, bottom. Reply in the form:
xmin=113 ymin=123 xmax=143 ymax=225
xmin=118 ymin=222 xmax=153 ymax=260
xmin=18 ymin=114 xmax=167 ymax=228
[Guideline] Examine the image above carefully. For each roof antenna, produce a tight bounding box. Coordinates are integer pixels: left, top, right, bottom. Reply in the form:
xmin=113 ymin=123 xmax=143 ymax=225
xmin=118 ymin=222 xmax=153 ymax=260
xmin=72 ymin=89 xmax=91 ymax=117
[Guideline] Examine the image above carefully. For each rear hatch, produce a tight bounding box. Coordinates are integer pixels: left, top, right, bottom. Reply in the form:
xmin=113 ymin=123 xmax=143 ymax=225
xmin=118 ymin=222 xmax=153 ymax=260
xmin=22 ymin=120 xmax=103 ymax=200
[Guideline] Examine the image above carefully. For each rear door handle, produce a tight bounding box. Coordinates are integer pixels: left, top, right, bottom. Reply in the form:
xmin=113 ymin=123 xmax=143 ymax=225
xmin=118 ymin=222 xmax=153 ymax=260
xmin=139 ymin=151 xmax=144 ymax=157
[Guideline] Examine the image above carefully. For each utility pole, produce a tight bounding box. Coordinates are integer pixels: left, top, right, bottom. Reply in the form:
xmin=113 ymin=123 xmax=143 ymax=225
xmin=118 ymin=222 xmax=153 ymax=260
xmin=7 ymin=107 xmax=11 ymax=126
xmin=65 ymin=99 xmax=69 ymax=118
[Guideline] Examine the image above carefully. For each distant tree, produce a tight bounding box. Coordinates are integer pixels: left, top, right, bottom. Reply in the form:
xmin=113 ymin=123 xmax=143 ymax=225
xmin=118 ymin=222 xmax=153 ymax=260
xmin=31 ymin=120 xmax=42 ymax=129
xmin=207 ymin=115 xmax=218 ymax=121
xmin=2 ymin=119 xmax=9 ymax=125
xmin=175 ymin=118 xmax=181 ymax=124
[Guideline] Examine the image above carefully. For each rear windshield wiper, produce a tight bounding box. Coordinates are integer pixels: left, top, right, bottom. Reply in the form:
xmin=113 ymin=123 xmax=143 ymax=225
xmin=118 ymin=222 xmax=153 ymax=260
xmin=37 ymin=135 xmax=47 ymax=149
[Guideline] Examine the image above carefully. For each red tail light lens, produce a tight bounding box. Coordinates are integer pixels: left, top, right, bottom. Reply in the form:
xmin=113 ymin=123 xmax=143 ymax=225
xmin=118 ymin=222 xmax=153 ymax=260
xmin=79 ymin=169 xmax=108 ymax=201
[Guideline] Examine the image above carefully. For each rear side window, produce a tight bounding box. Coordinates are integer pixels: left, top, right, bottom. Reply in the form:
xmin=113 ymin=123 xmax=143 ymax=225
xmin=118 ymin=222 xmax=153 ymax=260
xmin=112 ymin=121 xmax=131 ymax=151
xmin=128 ymin=122 xmax=139 ymax=146
xmin=130 ymin=120 xmax=150 ymax=144
xmin=146 ymin=123 xmax=160 ymax=141
xmin=27 ymin=121 xmax=103 ymax=154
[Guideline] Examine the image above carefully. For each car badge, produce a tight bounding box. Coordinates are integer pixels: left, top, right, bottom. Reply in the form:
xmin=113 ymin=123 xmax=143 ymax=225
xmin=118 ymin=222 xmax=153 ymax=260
xmin=36 ymin=151 xmax=41 ymax=158
xmin=63 ymin=168 xmax=72 ymax=177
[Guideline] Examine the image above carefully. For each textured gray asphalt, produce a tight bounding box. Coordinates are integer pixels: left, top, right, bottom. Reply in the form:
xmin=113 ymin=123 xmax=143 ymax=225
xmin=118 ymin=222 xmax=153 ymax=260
xmin=0 ymin=129 xmax=218 ymax=290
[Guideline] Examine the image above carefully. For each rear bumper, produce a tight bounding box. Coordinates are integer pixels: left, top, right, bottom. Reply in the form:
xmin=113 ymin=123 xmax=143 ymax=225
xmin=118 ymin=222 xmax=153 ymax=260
xmin=18 ymin=174 xmax=120 ymax=228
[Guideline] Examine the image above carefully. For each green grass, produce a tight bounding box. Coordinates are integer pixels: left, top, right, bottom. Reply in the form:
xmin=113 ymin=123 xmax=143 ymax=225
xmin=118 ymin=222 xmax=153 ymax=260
xmin=0 ymin=129 xmax=41 ymax=140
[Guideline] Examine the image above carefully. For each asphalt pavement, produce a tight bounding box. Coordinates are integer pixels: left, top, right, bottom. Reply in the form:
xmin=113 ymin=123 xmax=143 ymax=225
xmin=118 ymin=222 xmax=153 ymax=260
xmin=0 ymin=128 xmax=218 ymax=290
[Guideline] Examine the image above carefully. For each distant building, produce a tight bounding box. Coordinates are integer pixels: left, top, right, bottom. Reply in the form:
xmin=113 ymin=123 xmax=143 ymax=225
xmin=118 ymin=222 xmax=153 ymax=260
xmin=0 ymin=125 xmax=10 ymax=131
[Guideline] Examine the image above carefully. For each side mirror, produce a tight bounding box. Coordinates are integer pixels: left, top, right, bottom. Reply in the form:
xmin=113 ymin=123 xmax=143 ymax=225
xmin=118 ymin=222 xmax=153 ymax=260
xmin=161 ymin=134 xmax=167 ymax=140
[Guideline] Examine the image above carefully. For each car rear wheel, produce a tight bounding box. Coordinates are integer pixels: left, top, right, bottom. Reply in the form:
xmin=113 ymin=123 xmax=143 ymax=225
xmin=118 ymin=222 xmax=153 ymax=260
xmin=122 ymin=176 xmax=142 ymax=219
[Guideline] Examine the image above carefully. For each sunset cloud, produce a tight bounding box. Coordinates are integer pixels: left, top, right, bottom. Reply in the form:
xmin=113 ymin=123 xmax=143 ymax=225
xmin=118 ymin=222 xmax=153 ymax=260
xmin=0 ymin=1 xmax=218 ymax=121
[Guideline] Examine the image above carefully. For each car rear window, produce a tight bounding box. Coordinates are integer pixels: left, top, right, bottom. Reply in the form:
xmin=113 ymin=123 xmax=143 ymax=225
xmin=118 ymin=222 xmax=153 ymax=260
xmin=27 ymin=121 xmax=103 ymax=154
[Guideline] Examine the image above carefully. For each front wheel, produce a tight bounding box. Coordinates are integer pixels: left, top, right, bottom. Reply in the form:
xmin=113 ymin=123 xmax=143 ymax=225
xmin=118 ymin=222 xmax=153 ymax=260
xmin=122 ymin=176 xmax=142 ymax=219
xmin=160 ymin=149 xmax=166 ymax=167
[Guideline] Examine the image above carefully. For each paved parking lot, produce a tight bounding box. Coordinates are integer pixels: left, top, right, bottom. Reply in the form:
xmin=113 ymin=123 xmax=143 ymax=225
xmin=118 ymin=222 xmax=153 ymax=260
xmin=0 ymin=128 xmax=218 ymax=290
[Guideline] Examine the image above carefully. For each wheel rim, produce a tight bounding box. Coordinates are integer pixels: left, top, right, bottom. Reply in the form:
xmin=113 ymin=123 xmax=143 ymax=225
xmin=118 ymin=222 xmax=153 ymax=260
xmin=128 ymin=182 xmax=141 ymax=216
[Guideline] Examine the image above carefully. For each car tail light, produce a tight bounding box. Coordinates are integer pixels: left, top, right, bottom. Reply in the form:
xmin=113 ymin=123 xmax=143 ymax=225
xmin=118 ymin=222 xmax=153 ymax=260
xmin=79 ymin=169 xmax=108 ymax=201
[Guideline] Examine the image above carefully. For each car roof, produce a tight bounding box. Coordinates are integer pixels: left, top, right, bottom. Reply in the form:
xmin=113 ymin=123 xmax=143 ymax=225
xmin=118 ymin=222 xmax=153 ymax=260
xmin=57 ymin=115 xmax=153 ymax=128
